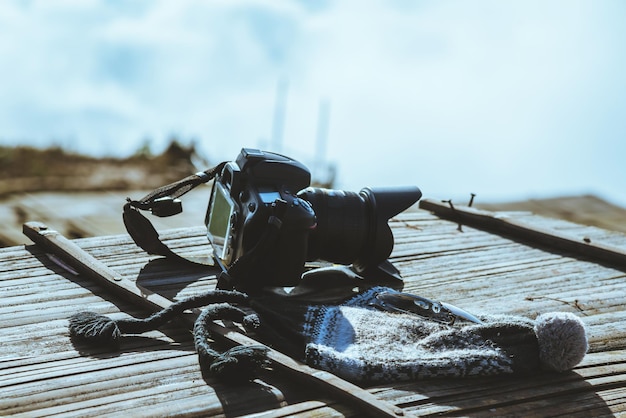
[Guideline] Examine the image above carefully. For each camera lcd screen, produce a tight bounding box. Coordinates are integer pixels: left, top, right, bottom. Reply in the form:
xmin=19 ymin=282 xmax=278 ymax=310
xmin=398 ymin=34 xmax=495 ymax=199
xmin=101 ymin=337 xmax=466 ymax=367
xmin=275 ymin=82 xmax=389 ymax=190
xmin=207 ymin=182 xmax=235 ymax=262
xmin=258 ymin=190 xmax=281 ymax=204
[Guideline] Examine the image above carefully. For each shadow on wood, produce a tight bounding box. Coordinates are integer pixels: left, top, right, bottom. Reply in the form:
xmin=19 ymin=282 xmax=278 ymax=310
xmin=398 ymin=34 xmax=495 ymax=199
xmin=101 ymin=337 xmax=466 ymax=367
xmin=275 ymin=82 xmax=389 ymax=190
xmin=389 ymin=370 xmax=615 ymax=416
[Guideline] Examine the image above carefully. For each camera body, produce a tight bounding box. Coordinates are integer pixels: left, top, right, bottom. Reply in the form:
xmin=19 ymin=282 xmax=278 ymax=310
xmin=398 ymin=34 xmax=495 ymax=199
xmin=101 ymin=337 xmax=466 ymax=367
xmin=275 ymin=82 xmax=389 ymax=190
xmin=205 ymin=148 xmax=421 ymax=288
xmin=206 ymin=148 xmax=316 ymax=286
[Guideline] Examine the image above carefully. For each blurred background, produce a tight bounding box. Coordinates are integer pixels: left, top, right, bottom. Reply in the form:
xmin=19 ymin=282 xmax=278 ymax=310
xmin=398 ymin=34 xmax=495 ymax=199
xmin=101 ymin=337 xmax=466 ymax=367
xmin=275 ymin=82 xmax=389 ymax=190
xmin=1 ymin=0 xmax=626 ymax=246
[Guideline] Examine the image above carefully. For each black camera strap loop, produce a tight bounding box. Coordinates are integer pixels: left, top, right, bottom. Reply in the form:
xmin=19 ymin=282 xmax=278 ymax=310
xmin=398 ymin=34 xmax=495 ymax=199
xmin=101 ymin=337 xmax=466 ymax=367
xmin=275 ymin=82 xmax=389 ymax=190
xmin=123 ymin=161 xmax=289 ymax=290
xmin=128 ymin=162 xmax=227 ymax=211
xmin=123 ymin=162 xmax=227 ymax=264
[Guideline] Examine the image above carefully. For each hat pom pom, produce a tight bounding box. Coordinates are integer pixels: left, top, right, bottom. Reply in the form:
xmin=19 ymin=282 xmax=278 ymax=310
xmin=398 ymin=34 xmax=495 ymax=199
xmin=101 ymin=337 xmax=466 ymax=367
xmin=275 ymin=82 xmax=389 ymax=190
xmin=534 ymin=312 xmax=588 ymax=372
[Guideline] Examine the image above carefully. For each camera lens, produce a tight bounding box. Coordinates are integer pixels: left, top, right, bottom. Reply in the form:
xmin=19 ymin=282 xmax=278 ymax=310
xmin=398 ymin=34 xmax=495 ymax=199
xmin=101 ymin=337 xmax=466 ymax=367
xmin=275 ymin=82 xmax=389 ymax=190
xmin=298 ymin=188 xmax=368 ymax=264
xmin=298 ymin=186 xmax=421 ymax=267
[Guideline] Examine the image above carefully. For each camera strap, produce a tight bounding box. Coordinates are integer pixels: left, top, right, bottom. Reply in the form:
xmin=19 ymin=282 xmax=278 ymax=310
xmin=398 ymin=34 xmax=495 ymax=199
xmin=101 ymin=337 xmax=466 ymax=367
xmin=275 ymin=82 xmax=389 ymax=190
xmin=122 ymin=161 xmax=288 ymax=290
xmin=122 ymin=162 xmax=227 ymax=264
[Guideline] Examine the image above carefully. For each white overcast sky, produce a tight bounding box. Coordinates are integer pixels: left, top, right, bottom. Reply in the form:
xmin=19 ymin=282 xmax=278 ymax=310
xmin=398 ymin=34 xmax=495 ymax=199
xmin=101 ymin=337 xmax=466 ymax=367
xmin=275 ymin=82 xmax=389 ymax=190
xmin=1 ymin=0 xmax=625 ymax=205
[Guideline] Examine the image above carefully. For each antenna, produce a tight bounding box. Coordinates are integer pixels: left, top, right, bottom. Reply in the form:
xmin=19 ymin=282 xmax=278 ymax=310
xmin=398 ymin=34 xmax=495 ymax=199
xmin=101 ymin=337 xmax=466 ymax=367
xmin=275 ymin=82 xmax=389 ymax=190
xmin=314 ymin=99 xmax=332 ymax=186
xmin=315 ymin=99 xmax=330 ymax=167
xmin=271 ymin=78 xmax=289 ymax=153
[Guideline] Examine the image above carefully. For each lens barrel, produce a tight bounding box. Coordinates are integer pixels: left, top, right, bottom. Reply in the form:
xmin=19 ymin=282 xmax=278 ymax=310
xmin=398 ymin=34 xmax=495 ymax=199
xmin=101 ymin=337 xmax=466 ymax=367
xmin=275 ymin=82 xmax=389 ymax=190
xmin=298 ymin=186 xmax=422 ymax=267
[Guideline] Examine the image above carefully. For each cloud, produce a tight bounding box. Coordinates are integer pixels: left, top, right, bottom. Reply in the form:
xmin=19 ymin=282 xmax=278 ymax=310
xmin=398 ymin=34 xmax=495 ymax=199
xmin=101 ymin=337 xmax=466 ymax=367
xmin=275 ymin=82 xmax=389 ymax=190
xmin=0 ymin=0 xmax=625 ymax=204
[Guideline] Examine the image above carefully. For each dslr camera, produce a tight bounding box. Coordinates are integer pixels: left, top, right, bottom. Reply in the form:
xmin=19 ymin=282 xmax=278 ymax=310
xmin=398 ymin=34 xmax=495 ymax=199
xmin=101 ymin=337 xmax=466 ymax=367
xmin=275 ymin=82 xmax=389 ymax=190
xmin=205 ymin=148 xmax=421 ymax=288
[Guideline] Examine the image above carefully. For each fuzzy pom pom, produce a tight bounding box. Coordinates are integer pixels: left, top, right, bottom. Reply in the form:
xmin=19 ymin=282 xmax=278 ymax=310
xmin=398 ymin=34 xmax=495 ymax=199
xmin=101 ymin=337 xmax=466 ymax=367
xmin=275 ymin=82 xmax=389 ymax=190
xmin=534 ymin=312 xmax=588 ymax=372
xmin=68 ymin=311 xmax=121 ymax=347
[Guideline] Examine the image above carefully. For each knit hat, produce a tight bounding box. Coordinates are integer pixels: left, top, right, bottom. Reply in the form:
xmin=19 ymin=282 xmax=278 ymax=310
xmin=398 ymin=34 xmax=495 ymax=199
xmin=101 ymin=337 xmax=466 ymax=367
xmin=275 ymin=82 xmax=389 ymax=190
xmin=251 ymin=286 xmax=588 ymax=384
xmin=68 ymin=287 xmax=588 ymax=385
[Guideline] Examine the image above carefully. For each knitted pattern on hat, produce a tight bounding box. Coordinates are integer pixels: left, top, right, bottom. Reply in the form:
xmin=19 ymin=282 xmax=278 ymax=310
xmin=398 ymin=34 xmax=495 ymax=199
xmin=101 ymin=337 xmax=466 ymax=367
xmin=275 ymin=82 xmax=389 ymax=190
xmin=299 ymin=287 xmax=587 ymax=384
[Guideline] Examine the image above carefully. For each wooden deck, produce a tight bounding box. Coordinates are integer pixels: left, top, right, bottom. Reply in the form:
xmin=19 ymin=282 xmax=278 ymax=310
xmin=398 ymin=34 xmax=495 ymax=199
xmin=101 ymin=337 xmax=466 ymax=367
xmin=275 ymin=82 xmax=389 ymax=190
xmin=1 ymin=201 xmax=625 ymax=417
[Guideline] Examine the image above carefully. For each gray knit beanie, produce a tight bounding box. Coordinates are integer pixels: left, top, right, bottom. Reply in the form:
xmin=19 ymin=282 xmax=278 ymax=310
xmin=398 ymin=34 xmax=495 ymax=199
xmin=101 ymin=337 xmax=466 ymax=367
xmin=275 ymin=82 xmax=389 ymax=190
xmin=260 ymin=287 xmax=588 ymax=384
xmin=69 ymin=286 xmax=588 ymax=385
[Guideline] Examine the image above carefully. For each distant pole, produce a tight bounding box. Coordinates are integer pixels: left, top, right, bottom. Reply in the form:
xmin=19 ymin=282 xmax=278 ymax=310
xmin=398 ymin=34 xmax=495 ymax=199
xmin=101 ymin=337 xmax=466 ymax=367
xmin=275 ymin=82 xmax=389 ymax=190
xmin=315 ymin=99 xmax=331 ymax=175
xmin=271 ymin=78 xmax=289 ymax=153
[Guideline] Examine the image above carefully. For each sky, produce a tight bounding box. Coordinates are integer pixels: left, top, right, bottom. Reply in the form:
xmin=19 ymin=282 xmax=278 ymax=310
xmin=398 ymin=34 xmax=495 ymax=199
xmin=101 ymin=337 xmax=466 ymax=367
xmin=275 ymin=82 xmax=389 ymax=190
xmin=1 ymin=0 xmax=625 ymax=206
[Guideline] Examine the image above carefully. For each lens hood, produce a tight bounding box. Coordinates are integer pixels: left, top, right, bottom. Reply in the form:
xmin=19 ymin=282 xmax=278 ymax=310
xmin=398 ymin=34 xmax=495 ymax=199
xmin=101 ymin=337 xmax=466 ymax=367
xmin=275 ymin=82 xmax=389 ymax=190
xmin=355 ymin=186 xmax=422 ymax=267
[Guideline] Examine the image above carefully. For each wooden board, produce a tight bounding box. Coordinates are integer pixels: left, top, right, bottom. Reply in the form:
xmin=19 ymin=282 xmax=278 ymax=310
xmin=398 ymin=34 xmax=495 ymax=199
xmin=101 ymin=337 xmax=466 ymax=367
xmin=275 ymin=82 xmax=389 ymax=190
xmin=1 ymin=207 xmax=626 ymax=416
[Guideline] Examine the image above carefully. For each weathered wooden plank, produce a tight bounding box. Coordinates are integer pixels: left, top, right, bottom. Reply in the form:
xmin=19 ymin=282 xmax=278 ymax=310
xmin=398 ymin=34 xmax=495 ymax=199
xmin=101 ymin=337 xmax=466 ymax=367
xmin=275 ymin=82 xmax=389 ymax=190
xmin=244 ymin=400 xmax=355 ymax=418
xmin=2 ymin=347 xmax=342 ymax=418
xmin=2 ymin=209 xmax=625 ymax=417
xmin=1 ymin=352 xmax=195 ymax=403
xmin=419 ymin=198 xmax=626 ymax=268
xmin=21 ymin=222 xmax=406 ymax=418
xmin=34 ymin=379 xmax=289 ymax=418
xmin=370 ymin=350 xmax=626 ymax=416
xmin=386 ymin=214 xmax=626 ymax=350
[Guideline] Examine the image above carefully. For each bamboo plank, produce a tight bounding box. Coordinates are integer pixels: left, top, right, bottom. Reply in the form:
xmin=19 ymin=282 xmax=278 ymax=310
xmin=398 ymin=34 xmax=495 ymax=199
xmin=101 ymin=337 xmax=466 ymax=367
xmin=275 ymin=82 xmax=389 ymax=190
xmin=21 ymin=222 xmax=406 ymax=418
xmin=419 ymin=198 xmax=626 ymax=269
xmin=1 ymin=353 xmax=195 ymax=407
xmin=2 ymin=209 xmax=625 ymax=416
xmin=389 ymin=355 xmax=626 ymax=416
xmin=243 ymin=400 xmax=340 ymax=418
